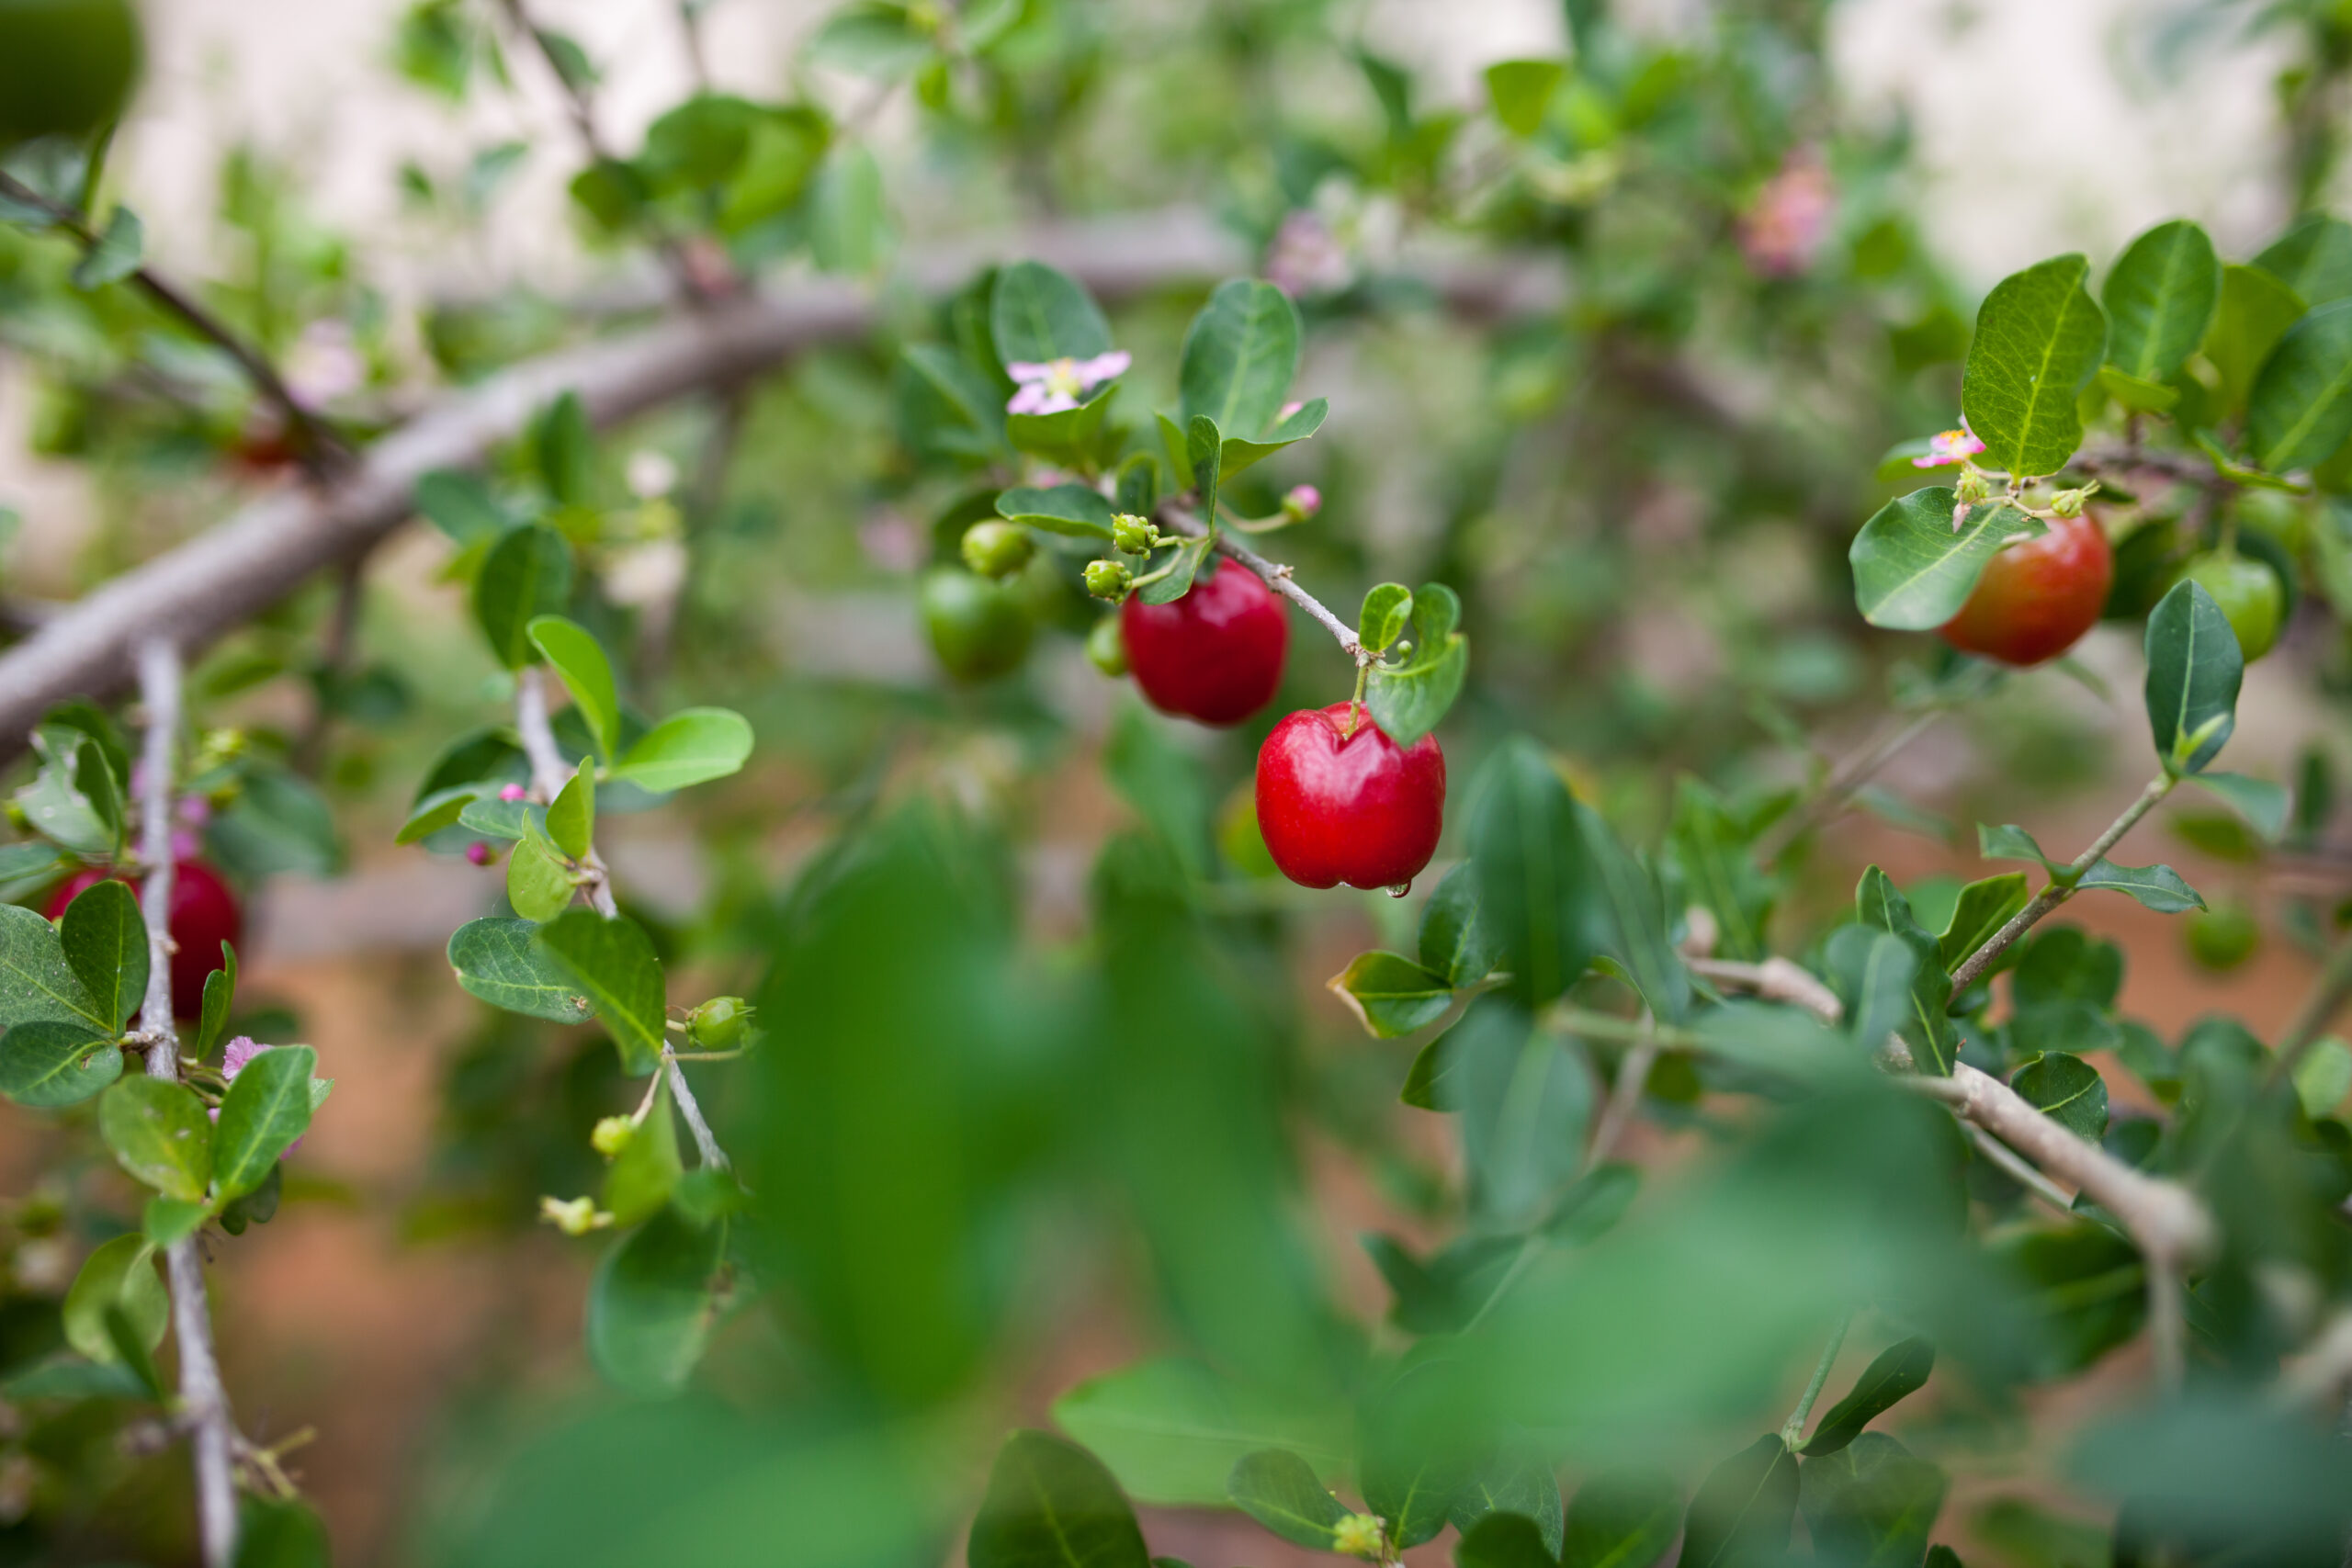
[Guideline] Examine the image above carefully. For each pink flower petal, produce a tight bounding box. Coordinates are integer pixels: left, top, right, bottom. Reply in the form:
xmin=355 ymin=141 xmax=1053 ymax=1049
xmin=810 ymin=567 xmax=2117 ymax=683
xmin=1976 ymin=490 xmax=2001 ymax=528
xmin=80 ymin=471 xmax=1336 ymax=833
xmin=1009 ymin=385 xmax=1078 ymax=415
xmin=1076 ymin=350 xmax=1131 ymax=385
xmin=221 ymin=1036 xmax=266 ymax=1078
xmin=1005 ymin=362 xmax=1055 ymax=383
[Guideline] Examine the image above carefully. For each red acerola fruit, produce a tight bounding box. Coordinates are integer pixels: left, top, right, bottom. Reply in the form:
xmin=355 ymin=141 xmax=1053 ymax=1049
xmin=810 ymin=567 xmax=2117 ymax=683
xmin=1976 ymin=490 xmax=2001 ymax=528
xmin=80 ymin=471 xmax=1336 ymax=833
xmin=1255 ymin=703 xmax=1445 ymax=890
xmin=47 ymin=859 xmax=243 ymax=1019
xmin=1121 ymin=558 xmax=1289 ymax=727
xmin=1938 ymin=513 xmax=2113 ymax=667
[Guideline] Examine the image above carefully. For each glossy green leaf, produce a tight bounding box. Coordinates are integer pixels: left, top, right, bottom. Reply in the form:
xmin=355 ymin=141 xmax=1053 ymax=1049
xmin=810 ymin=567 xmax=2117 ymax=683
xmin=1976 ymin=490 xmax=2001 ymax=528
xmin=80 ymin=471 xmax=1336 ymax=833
xmin=396 ymin=788 xmax=473 ymax=845
xmin=1329 ymin=951 xmax=1453 ymax=1039
xmin=990 ymin=261 xmax=1113 ymax=367
xmin=1179 ymin=279 xmax=1301 ymax=440
xmin=447 ymin=917 xmax=594 ymax=1023
xmin=2206 ymin=264 xmax=2306 ymax=419
xmin=1366 ymin=582 xmax=1469 ymax=748
xmin=2248 ymin=299 xmax=2352 ymax=472
xmin=473 ymin=525 xmax=573 ymax=670
xmin=0 ymin=1020 xmax=121 ymax=1107
xmin=1800 ymin=1337 xmax=1935 ymax=1457
xmin=2101 ymin=220 xmax=2219 ymax=383
xmin=1678 ymin=1435 xmax=1799 ymax=1568
xmin=1562 ymin=1469 xmax=1683 ymax=1568
xmin=527 ymin=616 xmax=621 ymax=761
xmin=546 ymin=761 xmax=595 ymax=862
xmin=1977 ymin=822 xmax=2060 ymax=877
xmin=1007 ymin=382 xmax=1115 ymax=467
xmin=1471 ymin=739 xmax=1596 ymax=1006
xmin=970 ymin=1429 xmax=1151 ymax=1568
xmin=584 ymin=1206 xmax=729 ymax=1395
xmin=997 ymin=482 xmax=1117 ymax=539
xmin=1799 ymin=1435 xmax=1948 ymax=1568
xmin=143 ymin=1196 xmax=209 ymax=1247
xmin=2144 ymin=579 xmax=2243 ymax=775
xmin=534 ymin=390 xmax=594 ymax=507
xmin=1218 ymin=398 xmax=1327 ymax=478
xmin=1420 ymin=863 xmax=1503 ymax=987
xmin=1360 ymin=582 xmax=1413 ymax=652
xmin=1486 ymin=58 xmax=1565 ymax=136
xmin=535 ymin=909 xmax=668 ymax=1075
xmin=2292 ymin=1037 xmax=2352 ymax=1119
xmin=213 ymin=1044 xmax=316 ymax=1200
xmin=1961 ymin=254 xmax=2107 ymax=478
xmin=2075 ymin=860 xmax=2203 ymax=913
xmin=1580 ymin=804 xmax=1691 ymax=1022
xmin=1459 ymin=1514 xmax=1558 ymax=1568
xmin=0 ymin=904 xmax=110 ymax=1035
xmin=1826 ymin=925 xmax=1919 ymax=1056
xmin=1668 ymin=777 xmax=1775 ymax=962
xmin=2254 ymin=213 xmax=2352 ymax=306
xmin=1186 ymin=413 xmax=1223 ymax=528
xmin=2011 ymin=1051 xmax=2109 ymax=1140
xmin=1849 ymin=490 xmax=2041 ymax=630
xmin=99 ymin=1076 xmax=212 ymax=1201
xmin=62 ymin=1234 xmax=166 ymax=1363
xmin=16 ymin=728 xmax=116 ymax=859
xmin=59 ymin=876 xmax=144 ymax=1032
xmin=610 ymin=707 xmax=753 ymax=793
xmin=71 ymin=205 xmax=143 ymax=290
xmin=1936 ymin=874 xmax=2028 ymax=971
xmin=1856 ymin=868 xmax=1954 ymax=1075
xmin=1133 ymin=533 xmax=1214 ymax=608
xmin=1226 ymin=1448 xmax=1347 ymax=1550
xmin=0 ymin=840 xmax=65 ymax=901
xmin=605 ymin=1073 xmax=682 ymax=1226
xmin=1455 ymin=994 xmax=1593 ymax=1230
xmin=2095 ymin=365 xmax=2181 ymax=412
xmin=458 ymin=797 xmax=535 ymax=840
xmin=209 ymin=764 xmax=342 ymax=879
xmin=2190 ymin=771 xmax=2290 ymax=841
xmin=505 ymin=829 xmax=575 ymax=923
xmin=1051 ymin=1358 xmax=1350 ymax=1508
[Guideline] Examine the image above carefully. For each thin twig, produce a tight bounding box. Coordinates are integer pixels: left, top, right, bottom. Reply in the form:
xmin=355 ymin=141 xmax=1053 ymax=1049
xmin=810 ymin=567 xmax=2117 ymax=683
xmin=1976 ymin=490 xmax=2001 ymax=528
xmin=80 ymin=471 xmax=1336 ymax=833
xmin=0 ymin=172 xmax=340 ymax=476
xmin=1947 ymin=773 xmax=2177 ymax=993
xmin=1584 ymin=1018 xmax=1658 ymax=1173
xmin=664 ymin=1049 xmax=729 ymax=1169
xmin=134 ymin=640 xmax=242 ymax=1568
xmin=1779 ymin=1310 xmax=1852 ymax=1448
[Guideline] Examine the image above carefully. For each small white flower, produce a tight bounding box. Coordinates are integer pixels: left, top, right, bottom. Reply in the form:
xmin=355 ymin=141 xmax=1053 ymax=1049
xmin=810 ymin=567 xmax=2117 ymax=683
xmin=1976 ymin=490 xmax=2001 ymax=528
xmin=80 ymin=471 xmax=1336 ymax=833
xmin=1005 ymin=350 xmax=1130 ymax=415
xmin=627 ymin=449 xmax=679 ymax=499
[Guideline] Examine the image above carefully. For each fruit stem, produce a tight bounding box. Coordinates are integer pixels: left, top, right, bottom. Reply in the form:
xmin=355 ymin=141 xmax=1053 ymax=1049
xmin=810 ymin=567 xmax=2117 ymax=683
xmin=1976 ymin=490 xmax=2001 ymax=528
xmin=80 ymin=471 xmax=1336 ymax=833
xmin=1345 ymin=661 xmax=1370 ymax=738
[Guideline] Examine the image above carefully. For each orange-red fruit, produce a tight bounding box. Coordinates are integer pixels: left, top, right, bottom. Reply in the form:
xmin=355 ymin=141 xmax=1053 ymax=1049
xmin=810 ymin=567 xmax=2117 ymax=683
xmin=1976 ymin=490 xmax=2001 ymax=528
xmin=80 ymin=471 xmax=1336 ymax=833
xmin=1938 ymin=513 xmax=2113 ymax=667
xmin=1120 ymin=558 xmax=1289 ymax=726
xmin=1254 ymin=704 xmax=1445 ymax=890
xmin=46 ymin=859 xmax=242 ymax=1019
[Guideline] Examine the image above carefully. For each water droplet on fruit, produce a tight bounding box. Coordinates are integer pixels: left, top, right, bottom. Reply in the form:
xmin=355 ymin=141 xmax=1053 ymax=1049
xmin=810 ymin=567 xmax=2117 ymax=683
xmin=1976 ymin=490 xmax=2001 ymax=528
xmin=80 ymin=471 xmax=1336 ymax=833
xmin=1387 ymin=880 xmax=1413 ymax=898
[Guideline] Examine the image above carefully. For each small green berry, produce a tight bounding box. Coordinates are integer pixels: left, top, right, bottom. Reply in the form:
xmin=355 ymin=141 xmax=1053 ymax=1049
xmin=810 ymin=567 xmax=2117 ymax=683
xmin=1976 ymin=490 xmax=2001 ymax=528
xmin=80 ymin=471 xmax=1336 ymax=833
xmin=961 ymin=520 xmax=1035 ymax=580
xmin=686 ymin=996 xmax=753 ymax=1051
xmin=1086 ymin=615 xmax=1128 ymax=677
xmin=590 ymin=1115 xmax=635 ymax=1159
xmin=1084 ymin=558 xmax=1134 ymax=601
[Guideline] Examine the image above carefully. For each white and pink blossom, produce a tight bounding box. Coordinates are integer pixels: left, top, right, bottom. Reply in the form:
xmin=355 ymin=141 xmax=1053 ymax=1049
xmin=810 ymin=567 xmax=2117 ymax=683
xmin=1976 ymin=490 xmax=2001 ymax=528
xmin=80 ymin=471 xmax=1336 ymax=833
xmin=1005 ymin=351 xmax=1131 ymax=416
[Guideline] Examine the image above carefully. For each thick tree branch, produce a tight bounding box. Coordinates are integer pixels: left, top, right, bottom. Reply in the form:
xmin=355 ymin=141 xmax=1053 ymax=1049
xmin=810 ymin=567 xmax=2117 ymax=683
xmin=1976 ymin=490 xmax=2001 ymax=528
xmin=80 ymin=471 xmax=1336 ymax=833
xmin=134 ymin=640 xmax=242 ymax=1568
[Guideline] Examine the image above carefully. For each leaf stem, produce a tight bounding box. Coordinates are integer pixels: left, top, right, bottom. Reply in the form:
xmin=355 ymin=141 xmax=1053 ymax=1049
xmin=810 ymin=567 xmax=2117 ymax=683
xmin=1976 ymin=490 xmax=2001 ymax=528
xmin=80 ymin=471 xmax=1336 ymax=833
xmin=1779 ymin=1310 xmax=1852 ymax=1448
xmin=1947 ymin=773 xmax=2177 ymax=992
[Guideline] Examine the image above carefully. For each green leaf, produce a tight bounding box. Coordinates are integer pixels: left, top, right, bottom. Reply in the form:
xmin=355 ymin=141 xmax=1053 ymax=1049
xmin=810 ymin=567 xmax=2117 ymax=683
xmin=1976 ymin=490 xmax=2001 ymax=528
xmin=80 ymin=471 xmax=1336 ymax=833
xmin=535 ymin=909 xmax=668 ymax=1075
xmin=1470 ymin=738 xmax=1597 ymax=1006
xmin=2095 ymin=365 xmax=2181 ymax=412
xmin=2248 ymin=299 xmax=2352 ymax=472
xmin=1678 ymin=1435 xmax=1799 ymax=1568
xmin=458 ymin=797 xmax=535 ymax=841
xmin=144 ymin=1196 xmax=209 ymax=1247
xmin=1419 ymin=863 xmax=1502 ymax=987
xmin=1800 ymin=1337 xmax=1936 ymax=1457
xmin=447 ymin=917 xmax=594 ymax=1023
xmin=534 ymin=390 xmax=594 ymax=508
xmin=1455 ymin=996 xmax=1593 ymax=1230
xmin=1580 ymin=806 xmax=1690 ymax=1023
xmin=1460 ymin=1515 xmax=1559 ymax=1568
xmin=213 ymin=1044 xmax=316 ymax=1200
xmin=15 ymin=727 xmax=117 ymax=859
xmin=1329 ymin=951 xmax=1453 ymax=1039
xmin=1961 ymin=254 xmax=2107 ymax=479
xmin=1361 ymin=1359 xmax=1477 ymax=1549
xmin=970 ymin=1429 xmax=1151 ymax=1568
xmin=2292 ymin=1036 xmax=2352 ymax=1120
xmin=0 ymin=1020 xmax=121 ymax=1107
xmin=0 ymin=840 xmax=65 ymax=902
xmin=546 ymin=761 xmax=595 ymax=862
xmin=2011 ymin=1051 xmax=2109 ymax=1139
xmin=2101 ymin=220 xmax=2220 ymax=383
xmin=1668 ymin=777 xmax=1775 ymax=963
xmin=1114 ymin=454 xmax=1160 ymax=517
xmin=1562 ymin=1470 xmax=1683 ymax=1568
xmin=505 ymin=829 xmax=575 ymax=923
xmin=585 ymin=1206 xmax=729 ymax=1395
xmin=71 ymin=205 xmax=143 ymax=290
xmin=396 ymin=788 xmax=474 ymax=846
xmin=473 ymin=525 xmax=573 ymax=669
xmin=0 ymin=903 xmax=109 ymax=1034
xmin=1226 ymin=1448 xmax=1348 ymax=1550
xmin=1 ymin=1355 xmax=149 ymax=1401
xmin=527 ymin=616 xmax=620 ymax=761
xmin=1051 ymin=1358 xmax=1350 ymax=1509
xmin=59 ymin=877 xmax=144 ymax=1032
xmin=2190 ymin=772 xmax=2290 ymax=840
xmin=808 ymin=1 xmax=933 ymax=78
xmin=605 ymin=1074 xmax=682 ymax=1226
xmin=1977 ymin=822 xmax=2061 ymax=877
xmin=1936 ymin=874 xmax=2028 ymax=971
xmin=99 ymin=1076 xmax=212 ymax=1201
xmin=1360 ymin=583 xmax=1413 ymax=652
xmin=610 ymin=707 xmax=753 ymax=793
xmin=1218 ymin=398 xmax=1328 ymax=478
xmin=1826 ymin=925 xmax=1920 ymax=1056
xmin=1007 ymin=382 xmax=1116 ymax=467
xmin=1486 ymin=59 xmax=1565 ymax=136
xmin=2144 ymin=579 xmax=2244 ymax=776
xmin=990 ymin=261 xmax=1113 ymax=367
xmin=997 ymin=483 xmax=1117 ymax=539
xmin=1179 ymin=279 xmax=1301 ymax=440
xmin=62 ymin=1235 xmax=166 ymax=1364
xmin=1798 ymin=1435 xmax=1948 ymax=1568
xmin=413 ymin=469 xmax=516 ymax=547
xmin=2206 ymin=264 xmax=2306 ymax=420
xmin=208 ymin=764 xmax=342 ymax=879
xmin=1855 ymin=868 xmax=1955 ymax=1076
xmin=1849 ymin=490 xmax=2042 ymax=630
xmin=2075 ymin=860 xmax=2203 ymax=913
xmin=1186 ymin=414 xmax=1223 ymax=527
xmin=1451 ymin=1441 xmax=1564 ymax=1556
xmin=1366 ymin=582 xmax=1469 ymax=747
xmin=234 ymin=1497 xmax=334 ymax=1568
xmin=2253 ymin=213 xmax=2352 ymax=306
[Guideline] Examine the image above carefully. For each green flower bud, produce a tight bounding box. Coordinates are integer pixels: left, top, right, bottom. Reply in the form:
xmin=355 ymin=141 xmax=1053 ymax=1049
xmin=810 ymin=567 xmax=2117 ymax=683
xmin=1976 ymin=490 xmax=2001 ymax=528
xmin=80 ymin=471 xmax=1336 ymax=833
xmin=1333 ymin=1515 xmax=1386 ymax=1560
xmin=590 ymin=1115 xmax=635 ymax=1159
xmin=1111 ymin=513 xmax=1157 ymax=554
xmin=1084 ymin=558 xmax=1134 ymax=601
xmin=1086 ymin=615 xmax=1128 ymax=677
xmin=686 ymin=996 xmax=754 ymax=1052
xmin=960 ymin=520 xmax=1035 ymax=581
xmin=1954 ymin=468 xmax=1992 ymax=505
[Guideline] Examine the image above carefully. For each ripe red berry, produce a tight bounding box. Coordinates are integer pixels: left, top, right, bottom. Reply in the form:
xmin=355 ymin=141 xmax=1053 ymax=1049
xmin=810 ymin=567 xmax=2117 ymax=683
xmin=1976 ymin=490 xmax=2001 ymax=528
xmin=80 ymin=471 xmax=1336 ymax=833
xmin=1255 ymin=703 xmax=1445 ymax=890
xmin=47 ymin=859 xmax=243 ymax=1019
xmin=1939 ymin=513 xmax=2113 ymax=667
xmin=1121 ymin=558 xmax=1289 ymax=726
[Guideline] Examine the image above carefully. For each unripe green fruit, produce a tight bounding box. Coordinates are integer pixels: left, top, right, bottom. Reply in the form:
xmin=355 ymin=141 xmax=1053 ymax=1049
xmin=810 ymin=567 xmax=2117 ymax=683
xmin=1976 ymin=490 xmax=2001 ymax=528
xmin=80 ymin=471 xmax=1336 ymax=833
xmin=2236 ymin=489 xmax=2311 ymax=558
xmin=2185 ymin=902 xmax=2260 ymax=972
xmin=920 ymin=567 xmax=1034 ymax=682
xmin=1085 ymin=615 xmax=1127 ymax=677
xmin=1083 ymin=558 xmax=1133 ymax=601
xmin=686 ymin=995 xmax=752 ymax=1051
xmin=960 ymin=520 xmax=1034 ymax=581
xmin=2182 ymin=549 xmax=2285 ymax=661
xmin=0 ymin=0 xmax=141 ymax=146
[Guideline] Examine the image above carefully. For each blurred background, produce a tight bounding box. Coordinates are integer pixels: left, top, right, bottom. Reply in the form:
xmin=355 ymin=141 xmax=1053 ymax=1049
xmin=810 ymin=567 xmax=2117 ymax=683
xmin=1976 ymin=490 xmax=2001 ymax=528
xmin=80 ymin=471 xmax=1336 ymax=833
xmin=2 ymin=0 xmax=2349 ymax=1563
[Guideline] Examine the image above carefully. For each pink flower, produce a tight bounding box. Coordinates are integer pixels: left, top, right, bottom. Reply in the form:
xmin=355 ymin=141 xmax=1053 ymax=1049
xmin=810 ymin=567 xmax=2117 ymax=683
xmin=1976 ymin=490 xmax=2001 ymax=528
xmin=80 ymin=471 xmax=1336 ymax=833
xmin=1005 ymin=351 xmax=1131 ymax=416
xmin=498 ymin=784 xmax=527 ymax=803
xmin=1279 ymin=400 xmax=1304 ymax=422
xmin=1913 ymin=424 xmax=1986 ymax=468
xmin=1738 ymin=152 xmax=1834 ymax=277
xmin=1265 ymin=209 xmax=1352 ymax=299
xmin=221 ymin=1036 xmax=266 ymax=1078
xmin=466 ymin=841 xmax=493 ymax=866
xmin=1283 ymin=484 xmax=1322 ymax=520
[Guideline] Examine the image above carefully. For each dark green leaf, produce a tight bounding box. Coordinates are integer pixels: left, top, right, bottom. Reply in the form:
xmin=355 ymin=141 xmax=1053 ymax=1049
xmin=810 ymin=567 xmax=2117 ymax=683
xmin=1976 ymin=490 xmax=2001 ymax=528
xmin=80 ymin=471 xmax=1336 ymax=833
xmin=1668 ymin=777 xmax=1774 ymax=962
xmin=1962 ymin=254 xmax=2107 ymax=478
xmin=1801 ymin=1338 xmax=1936 ymax=1457
xmin=997 ymin=483 xmax=1117 ymax=539
xmin=1679 ymin=1436 xmax=1799 ymax=1568
xmin=2010 ymin=1052 xmax=2109 ymax=1140
xmin=1186 ymin=414 xmax=1222 ymax=528
xmin=473 ymin=525 xmax=573 ymax=670
xmin=2247 ymin=299 xmax=2352 ymax=472
xmin=536 ymin=910 xmax=668 ymax=1075
xmin=213 ymin=1044 xmax=316 ymax=1200
xmin=2074 ymin=861 xmax=2203 ymax=913
xmin=1451 ymin=1440 xmax=1564 ymax=1557
xmin=1329 ymin=951 xmax=1453 ymax=1039
xmin=71 ymin=206 xmax=143 ymax=290
xmin=235 ymin=1496 xmax=333 ymax=1568
xmin=1362 ymin=1359 xmax=1478 ymax=1549
xmin=1421 ymin=862 xmax=1503 ymax=988
xmin=99 ymin=1076 xmax=212 ymax=1201
xmin=1363 ymin=1233 xmax=1525 ymax=1335
xmin=413 ymin=469 xmax=515 ymax=547
xmin=970 ymin=1429 xmax=1151 ymax=1568
xmin=16 ymin=727 xmax=117 ymax=858
xmin=1562 ymin=1470 xmax=1682 ymax=1568
xmin=1936 ymin=874 xmax=2028 ymax=972
xmin=1459 ymin=1514 xmax=1560 ymax=1568
xmin=1225 ymin=1448 xmax=1347 ymax=1550
xmin=1579 ymin=805 xmax=1690 ymax=1022
xmin=1179 ymin=279 xmax=1301 ymax=440
xmin=1849 ymin=491 xmax=2042 ymax=629
xmin=527 ymin=616 xmax=620 ymax=761
xmin=2253 ymin=213 xmax=2352 ymax=306
xmin=1470 ymin=739 xmax=1597 ymax=1006
xmin=610 ymin=707 xmax=753 ymax=793
xmin=208 ymin=764 xmax=342 ymax=879
xmin=584 ymin=1206 xmax=728 ymax=1396
xmin=0 ymin=1019 xmax=120 ymax=1107
xmin=1454 ymin=995 xmax=1593 ymax=1232
xmin=2206 ymin=264 xmax=2306 ymax=420
xmin=1051 ymin=1359 xmax=1350 ymax=1508
xmin=2143 ymin=579 xmax=2243 ymax=775
xmin=0 ymin=903 xmax=112 ymax=1035
xmin=59 ymin=876 xmax=144 ymax=1032
xmin=1486 ymin=59 xmax=1565 ymax=136
xmin=534 ymin=391 xmax=594 ymax=508
xmin=2 ymin=1354 xmax=149 ymax=1400
xmin=604 ymin=1073 xmax=682 ymax=1226
xmin=1800 ymin=1434 xmax=1948 ymax=1568
xmin=1366 ymin=582 xmax=1469 ymax=747
xmin=2101 ymin=220 xmax=2219 ymax=383
xmin=1826 ymin=925 xmax=1919 ymax=1055
xmin=990 ymin=261 xmax=1113 ymax=367
xmin=1855 ymin=868 xmax=1955 ymax=1076
xmin=62 ymin=1234 xmax=166 ymax=1363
